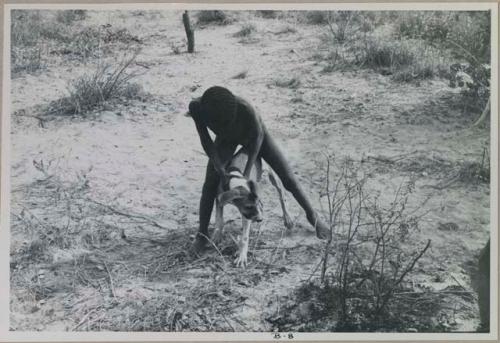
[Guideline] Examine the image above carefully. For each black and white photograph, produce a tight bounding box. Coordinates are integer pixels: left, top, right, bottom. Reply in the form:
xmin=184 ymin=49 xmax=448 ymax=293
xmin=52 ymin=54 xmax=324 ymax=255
xmin=2 ymin=2 xmax=498 ymax=339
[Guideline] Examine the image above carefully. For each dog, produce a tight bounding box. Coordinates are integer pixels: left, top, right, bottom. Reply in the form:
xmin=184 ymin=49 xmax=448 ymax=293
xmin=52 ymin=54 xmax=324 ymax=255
xmin=213 ymin=148 xmax=294 ymax=268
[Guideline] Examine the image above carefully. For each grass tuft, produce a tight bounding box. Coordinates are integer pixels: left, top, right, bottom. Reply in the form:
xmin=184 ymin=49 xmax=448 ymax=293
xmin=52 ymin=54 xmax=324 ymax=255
xmin=46 ymin=52 xmax=143 ymax=117
xmin=233 ymin=23 xmax=256 ymax=37
xmin=273 ymin=76 xmax=301 ymax=89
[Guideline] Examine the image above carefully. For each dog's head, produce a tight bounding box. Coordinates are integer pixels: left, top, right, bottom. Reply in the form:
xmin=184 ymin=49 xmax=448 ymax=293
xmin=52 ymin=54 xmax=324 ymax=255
xmin=218 ymin=179 xmax=263 ymax=222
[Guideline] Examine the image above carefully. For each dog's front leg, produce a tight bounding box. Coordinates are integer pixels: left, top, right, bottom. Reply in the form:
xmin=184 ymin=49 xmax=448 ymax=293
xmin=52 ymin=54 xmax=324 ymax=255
xmin=235 ymin=218 xmax=251 ymax=268
xmin=212 ymin=199 xmax=224 ymax=243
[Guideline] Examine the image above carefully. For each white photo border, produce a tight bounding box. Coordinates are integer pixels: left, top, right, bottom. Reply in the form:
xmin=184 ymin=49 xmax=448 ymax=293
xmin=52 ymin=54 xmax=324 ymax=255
xmin=1 ymin=2 xmax=498 ymax=342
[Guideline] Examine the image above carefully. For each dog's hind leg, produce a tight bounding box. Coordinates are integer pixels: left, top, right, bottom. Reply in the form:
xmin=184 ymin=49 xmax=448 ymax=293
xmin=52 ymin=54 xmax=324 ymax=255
xmin=235 ymin=218 xmax=251 ymax=268
xmin=268 ymin=171 xmax=294 ymax=230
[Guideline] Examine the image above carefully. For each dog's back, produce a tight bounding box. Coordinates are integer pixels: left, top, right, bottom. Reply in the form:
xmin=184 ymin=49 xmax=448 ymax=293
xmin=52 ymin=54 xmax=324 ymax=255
xmin=227 ymin=148 xmax=262 ymax=182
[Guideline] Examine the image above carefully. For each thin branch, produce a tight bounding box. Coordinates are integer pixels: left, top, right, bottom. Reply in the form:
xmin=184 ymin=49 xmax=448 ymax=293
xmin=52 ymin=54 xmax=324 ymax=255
xmin=87 ymin=199 xmax=170 ymax=231
xmin=103 ymin=261 xmax=116 ymax=299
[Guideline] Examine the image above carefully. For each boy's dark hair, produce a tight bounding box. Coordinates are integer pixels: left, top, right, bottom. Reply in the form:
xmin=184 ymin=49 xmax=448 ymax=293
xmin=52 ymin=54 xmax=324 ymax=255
xmin=201 ymin=86 xmax=237 ymax=120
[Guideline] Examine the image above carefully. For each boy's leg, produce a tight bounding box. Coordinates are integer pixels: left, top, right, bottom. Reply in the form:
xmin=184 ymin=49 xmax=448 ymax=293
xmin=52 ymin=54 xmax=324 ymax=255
xmin=260 ymin=132 xmax=330 ymax=239
xmin=195 ymin=138 xmax=237 ymax=252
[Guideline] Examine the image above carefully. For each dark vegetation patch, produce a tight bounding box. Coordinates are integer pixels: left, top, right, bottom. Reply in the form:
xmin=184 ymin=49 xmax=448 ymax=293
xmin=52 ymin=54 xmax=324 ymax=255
xmin=11 ymin=10 xmax=142 ymax=74
xmin=196 ymin=10 xmax=236 ymax=26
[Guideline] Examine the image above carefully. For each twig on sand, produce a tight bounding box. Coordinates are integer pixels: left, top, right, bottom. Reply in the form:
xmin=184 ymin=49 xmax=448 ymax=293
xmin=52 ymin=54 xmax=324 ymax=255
xmin=231 ymin=316 xmax=250 ymax=331
xmin=72 ymin=308 xmax=99 ymax=331
xmin=88 ymin=199 xmax=170 ymax=230
xmin=221 ymin=313 xmax=235 ymax=332
xmin=427 ymin=175 xmax=460 ymax=190
xmin=103 ymin=261 xmax=117 ymax=299
xmin=365 ymin=152 xmax=417 ymax=164
xmin=13 ymin=111 xmax=47 ymax=128
xmin=268 ymin=226 xmax=286 ymax=265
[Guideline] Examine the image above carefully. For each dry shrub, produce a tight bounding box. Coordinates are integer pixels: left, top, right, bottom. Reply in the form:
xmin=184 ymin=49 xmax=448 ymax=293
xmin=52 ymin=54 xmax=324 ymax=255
xmin=342 ymin=37 xmax=447 ymax=82
xmin=55 ymin=10 xmax=87 ymax=24
xmin=46 ymin=52 xmax=144 ymax=116
xmin=394 ymin=11 xmax=490 ymax=111
xmin=64 ymin=26 xmax=142 ymax=59
xmin=256 ymin=10 xmax=279 ymax=19
xmin=196 ymin=10 xmax=235 ymax=26
xmin=358 ymin=38 xmax=446 ymax=80
xmin=233 ymin=23 xmax=256 ymax=37
xmin=302 ymin=11 xmax=330 ymax=25
xmin=11 ymin=10 xmax=68 ymax=73
xmin=269 ymin=157 xmax=448 ymax=332
xmin=11 ymin=46 xmax=43 ymax=74
xmin=11 ymin=10 xmax=142 ymax=74
xmin=273 ymin=76 xmax=301 ymax=89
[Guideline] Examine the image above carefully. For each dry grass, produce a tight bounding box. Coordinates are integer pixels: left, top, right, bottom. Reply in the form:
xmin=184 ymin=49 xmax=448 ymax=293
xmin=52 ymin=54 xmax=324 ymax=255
xmin=11 ymin=10 xmax=142 ymax=74
xmin=45 ymin=52 xmax=144 ymax=117
xmin=10 ymin=161 xmax=299 ymax=331
xmin=55 ymin=10 xmax=87 ymax=25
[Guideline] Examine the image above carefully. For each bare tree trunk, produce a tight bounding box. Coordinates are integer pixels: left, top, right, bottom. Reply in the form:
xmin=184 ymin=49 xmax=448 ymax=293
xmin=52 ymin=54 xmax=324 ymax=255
xmin=182 ymin=11 xmax=195 ymax=53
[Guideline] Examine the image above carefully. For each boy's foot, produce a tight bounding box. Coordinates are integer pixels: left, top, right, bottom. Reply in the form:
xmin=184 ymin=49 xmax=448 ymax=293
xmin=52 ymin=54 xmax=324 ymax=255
xmin=309 ymin=214 xmax=331 ymax=240
xmin=193 ymin=234 xmax=208 ymax=255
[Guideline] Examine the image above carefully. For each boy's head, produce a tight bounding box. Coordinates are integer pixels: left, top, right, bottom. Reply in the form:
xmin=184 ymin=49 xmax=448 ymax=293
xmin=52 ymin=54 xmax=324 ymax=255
xmin=187 ymin=86 xmax=237 ymax=125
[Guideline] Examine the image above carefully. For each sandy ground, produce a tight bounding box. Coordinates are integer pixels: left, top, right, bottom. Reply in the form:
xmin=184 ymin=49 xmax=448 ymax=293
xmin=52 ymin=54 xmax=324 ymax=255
xmin=9 ymin=11 xmax=490 ymax=332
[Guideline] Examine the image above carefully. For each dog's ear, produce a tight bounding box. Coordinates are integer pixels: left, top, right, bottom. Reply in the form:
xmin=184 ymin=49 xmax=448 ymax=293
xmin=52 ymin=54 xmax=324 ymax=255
xmin=218 ymin=188 xmax=244 ymax=205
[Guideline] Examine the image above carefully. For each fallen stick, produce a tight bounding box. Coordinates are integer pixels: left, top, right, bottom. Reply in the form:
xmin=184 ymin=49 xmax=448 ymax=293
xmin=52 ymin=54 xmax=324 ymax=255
xmin=88 ymin=199 xmax=170 ymax=230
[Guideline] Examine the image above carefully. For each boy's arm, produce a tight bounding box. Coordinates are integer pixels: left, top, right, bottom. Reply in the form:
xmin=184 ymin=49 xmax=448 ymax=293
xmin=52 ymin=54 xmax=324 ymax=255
xmin=188 ymin=98 xmax=227 ymax=178
xmin=194 ymin=119 xmax=226 ymax=177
